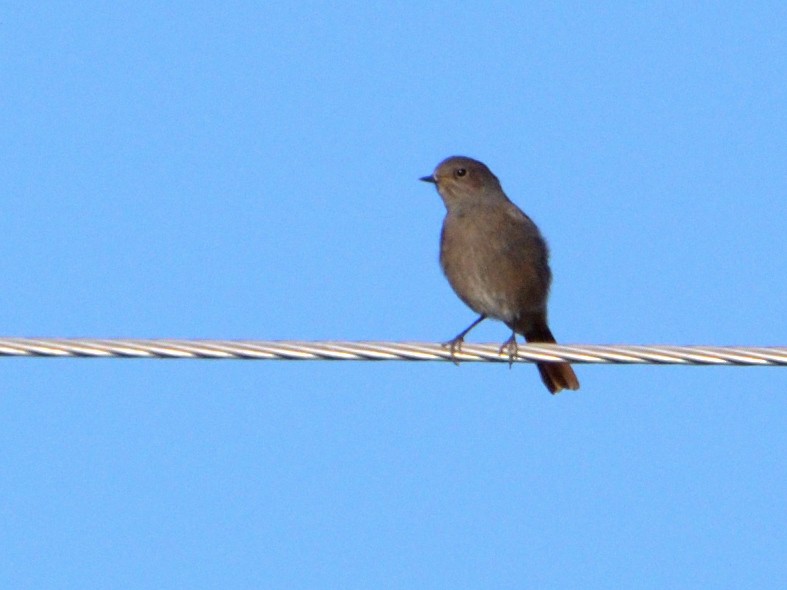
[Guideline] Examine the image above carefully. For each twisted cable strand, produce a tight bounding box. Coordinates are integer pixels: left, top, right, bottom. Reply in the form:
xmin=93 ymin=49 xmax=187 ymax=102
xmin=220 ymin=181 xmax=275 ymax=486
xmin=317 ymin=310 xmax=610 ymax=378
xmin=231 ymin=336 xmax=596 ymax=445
xmin=0 ymin=338 xmax=785 ymax=365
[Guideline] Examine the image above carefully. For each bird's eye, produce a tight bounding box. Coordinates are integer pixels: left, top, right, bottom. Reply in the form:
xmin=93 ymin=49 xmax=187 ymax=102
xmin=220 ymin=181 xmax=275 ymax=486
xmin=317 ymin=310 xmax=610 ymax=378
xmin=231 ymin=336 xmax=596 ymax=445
xmin=455 ymin=168 xmax=467 ymax=177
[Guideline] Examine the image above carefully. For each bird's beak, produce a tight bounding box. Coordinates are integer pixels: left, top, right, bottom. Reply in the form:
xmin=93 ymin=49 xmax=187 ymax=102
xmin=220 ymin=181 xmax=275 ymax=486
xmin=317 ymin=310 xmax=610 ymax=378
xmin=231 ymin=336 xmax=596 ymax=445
xmin=419 ymin=175 xmax=436 ymax=184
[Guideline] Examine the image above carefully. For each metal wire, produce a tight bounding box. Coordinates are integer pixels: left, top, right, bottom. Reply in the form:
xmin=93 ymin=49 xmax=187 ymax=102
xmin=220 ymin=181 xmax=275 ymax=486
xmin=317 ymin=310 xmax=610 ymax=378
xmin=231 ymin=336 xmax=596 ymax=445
xmin=0 ymin=338 xmax=785 ymax=365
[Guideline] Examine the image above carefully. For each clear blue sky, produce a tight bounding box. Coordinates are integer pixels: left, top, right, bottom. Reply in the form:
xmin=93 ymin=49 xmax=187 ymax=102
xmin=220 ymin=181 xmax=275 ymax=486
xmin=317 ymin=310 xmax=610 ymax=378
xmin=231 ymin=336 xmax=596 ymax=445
xmin=2 ymin=2 xmax=786 ymax=588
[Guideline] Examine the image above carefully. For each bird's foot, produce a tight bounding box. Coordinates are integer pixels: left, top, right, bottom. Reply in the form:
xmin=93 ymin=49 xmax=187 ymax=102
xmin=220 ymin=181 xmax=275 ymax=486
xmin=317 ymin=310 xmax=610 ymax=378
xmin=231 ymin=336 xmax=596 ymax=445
xmin=498 ymin=333 xmax=519 ymax=368
xmin=441 ymin=336 xmax=465 ymax=366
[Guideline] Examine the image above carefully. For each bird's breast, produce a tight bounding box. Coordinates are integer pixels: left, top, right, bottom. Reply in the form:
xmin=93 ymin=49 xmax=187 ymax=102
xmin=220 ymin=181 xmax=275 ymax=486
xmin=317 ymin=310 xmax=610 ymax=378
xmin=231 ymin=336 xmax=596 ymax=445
xmin=439 ymin=208 xmax=550 ymax=323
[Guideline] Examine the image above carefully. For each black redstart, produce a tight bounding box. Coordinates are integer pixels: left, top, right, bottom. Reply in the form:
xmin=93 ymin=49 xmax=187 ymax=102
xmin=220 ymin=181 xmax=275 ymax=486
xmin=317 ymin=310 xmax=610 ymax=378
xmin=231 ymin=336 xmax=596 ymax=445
xmin=421 ymin=156 xmax=579 ymax=394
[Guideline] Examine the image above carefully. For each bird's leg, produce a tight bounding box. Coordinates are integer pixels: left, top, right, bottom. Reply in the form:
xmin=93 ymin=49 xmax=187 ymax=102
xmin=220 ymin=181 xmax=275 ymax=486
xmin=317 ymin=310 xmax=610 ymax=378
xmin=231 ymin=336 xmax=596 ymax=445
xmin=442 ymin=314 xmax=486 ymax=365
xmin=498 ymin=331 xmax=519 ymax=368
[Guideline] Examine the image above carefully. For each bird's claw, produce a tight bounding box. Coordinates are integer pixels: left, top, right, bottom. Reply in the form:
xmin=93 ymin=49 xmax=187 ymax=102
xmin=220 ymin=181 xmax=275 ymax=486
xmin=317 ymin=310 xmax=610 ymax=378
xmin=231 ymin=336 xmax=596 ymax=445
xmin=498 ymin=334 xmax=519 ymax=368
xmin=442 ymin=337 xmax=464 ymax=366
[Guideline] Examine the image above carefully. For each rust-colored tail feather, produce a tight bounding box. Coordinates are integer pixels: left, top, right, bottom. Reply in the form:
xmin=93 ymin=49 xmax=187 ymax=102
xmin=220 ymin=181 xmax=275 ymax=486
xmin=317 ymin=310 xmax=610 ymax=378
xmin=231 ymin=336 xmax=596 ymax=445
xmin=522 ymin=318 xmax=579 ymax=394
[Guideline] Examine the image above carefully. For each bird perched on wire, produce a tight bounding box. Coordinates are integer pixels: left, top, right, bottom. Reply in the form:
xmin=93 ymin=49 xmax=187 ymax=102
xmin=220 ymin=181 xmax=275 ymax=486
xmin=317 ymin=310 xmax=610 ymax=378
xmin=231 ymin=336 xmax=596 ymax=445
xmin=421 ymin=156 xmax=579 ymax=394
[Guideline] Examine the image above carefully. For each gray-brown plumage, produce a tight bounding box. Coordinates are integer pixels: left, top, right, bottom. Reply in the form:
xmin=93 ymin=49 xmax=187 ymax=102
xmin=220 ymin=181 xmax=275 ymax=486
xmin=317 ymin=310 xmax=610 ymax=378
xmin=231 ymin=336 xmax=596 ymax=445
xmin=421 ymin=156 xmax=579 ymax=394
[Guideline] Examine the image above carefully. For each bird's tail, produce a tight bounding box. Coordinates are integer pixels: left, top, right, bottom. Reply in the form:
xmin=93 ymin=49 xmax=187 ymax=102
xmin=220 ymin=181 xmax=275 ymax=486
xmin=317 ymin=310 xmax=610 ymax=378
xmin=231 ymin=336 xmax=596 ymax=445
xmin=522 ymin=316 xmax=580 ymax=394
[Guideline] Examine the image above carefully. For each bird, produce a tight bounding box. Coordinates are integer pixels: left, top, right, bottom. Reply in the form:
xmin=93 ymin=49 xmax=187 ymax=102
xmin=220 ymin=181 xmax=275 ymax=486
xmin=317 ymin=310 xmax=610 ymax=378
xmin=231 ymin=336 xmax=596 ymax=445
xmin=420 ymin=156 xmax=579 ymax=394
